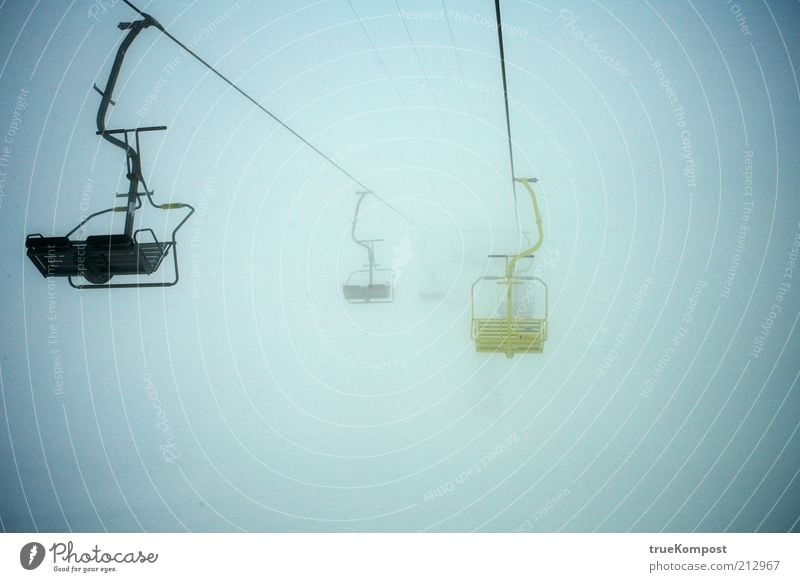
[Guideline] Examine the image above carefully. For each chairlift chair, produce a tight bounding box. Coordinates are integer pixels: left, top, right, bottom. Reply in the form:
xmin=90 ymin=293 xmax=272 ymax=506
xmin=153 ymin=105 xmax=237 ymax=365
xmin=418 ymin=236 xmax=446 ymax=302
xmin=342 ymin=191 xmax=394 ymax=303
xmin=25 ymin=14 xmax=193 ymax=289
xmin=471 ymin=178 xmax=548 ymax=357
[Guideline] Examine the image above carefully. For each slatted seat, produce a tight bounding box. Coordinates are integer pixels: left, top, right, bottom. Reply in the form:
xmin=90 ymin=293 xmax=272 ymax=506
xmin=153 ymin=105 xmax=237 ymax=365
xmin=82 ymin=234 xmax=169 ymax=279
xmin=25 ymin=236 xmax=78 ymax=278
xmin=26 ymin=233 xmax=171 ymax=285
xmin=473 ymin=318 xmax=547 ymax=356
xmin=343 ymin=282 xmax=392 ymax=302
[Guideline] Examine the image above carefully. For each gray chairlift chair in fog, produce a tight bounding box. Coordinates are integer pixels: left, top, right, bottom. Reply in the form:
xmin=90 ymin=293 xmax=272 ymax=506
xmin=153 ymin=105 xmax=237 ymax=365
xmin=342 ymin=191 xmax=394 ymax=303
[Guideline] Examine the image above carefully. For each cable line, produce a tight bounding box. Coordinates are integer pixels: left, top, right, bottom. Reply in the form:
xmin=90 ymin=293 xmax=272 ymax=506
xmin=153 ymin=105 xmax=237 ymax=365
xmin=394 ymin=0 xmax=445 ymax=117
xmin=493 ymin=0 xmax=519 ymax=229
xmin=121 ymin=0 xmax=427 ymax=233
xmin=346 ymin=0 xmax=406 ymax=106
xmin=441 ymin=0 xmax=483 ymax=148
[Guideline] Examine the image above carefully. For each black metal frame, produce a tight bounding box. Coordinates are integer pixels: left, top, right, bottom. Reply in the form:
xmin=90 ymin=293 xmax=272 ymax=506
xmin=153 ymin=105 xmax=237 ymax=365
xmin=25 ymin=14 xmax=193 ymax=289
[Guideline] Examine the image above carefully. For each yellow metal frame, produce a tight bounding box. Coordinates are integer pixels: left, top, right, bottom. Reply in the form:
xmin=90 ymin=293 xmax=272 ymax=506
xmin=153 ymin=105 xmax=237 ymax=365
xmin=471 ymin=178 xmax=548 ymax=357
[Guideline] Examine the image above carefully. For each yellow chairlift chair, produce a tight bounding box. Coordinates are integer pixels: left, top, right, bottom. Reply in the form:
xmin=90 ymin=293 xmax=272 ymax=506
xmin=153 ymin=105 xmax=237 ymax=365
xmin=471 ymin=178 xmax=548 ymax=357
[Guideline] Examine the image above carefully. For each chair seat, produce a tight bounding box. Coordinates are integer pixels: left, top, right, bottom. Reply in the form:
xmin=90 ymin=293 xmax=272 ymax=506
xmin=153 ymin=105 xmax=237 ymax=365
xmin=473 ymin=318 xmax=546 ymax=357
xmin=26 ymin=234 xmax=169 ymax=281
xmin=343 ymin=283 xmax=392 ymax=302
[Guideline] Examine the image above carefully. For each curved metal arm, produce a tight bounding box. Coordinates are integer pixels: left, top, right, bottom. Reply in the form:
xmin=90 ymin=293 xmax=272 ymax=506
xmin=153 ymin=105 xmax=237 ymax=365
xmin=96 ymin=17 xmax=156 ymax=151
xmin=502 ymin=177 xmax=543 ymax=327
xmin=95 ymin=15 xmax=157 ymax=239
xmin=507 ymin=178 xmax=543 ymax=279
xmin=350 ymin=190 xmax=376 ymax=268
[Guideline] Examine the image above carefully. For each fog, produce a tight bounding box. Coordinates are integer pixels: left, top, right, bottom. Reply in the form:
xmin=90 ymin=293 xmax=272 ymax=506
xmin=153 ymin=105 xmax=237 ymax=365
xmin=0 ymin=0 xmax=798 ymax=532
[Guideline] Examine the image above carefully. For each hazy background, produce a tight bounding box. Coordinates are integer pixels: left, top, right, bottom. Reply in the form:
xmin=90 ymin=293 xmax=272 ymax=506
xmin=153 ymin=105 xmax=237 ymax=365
xmin=0 ymin=0 xmax=798 ymax=532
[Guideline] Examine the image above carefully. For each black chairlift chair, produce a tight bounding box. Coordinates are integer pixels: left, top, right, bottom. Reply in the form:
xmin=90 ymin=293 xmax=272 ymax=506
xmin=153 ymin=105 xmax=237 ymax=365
xmin=25 ymin=14 xmax=193 ymax=289
xmin=342 ymin=191 xmax=394 ymax=303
